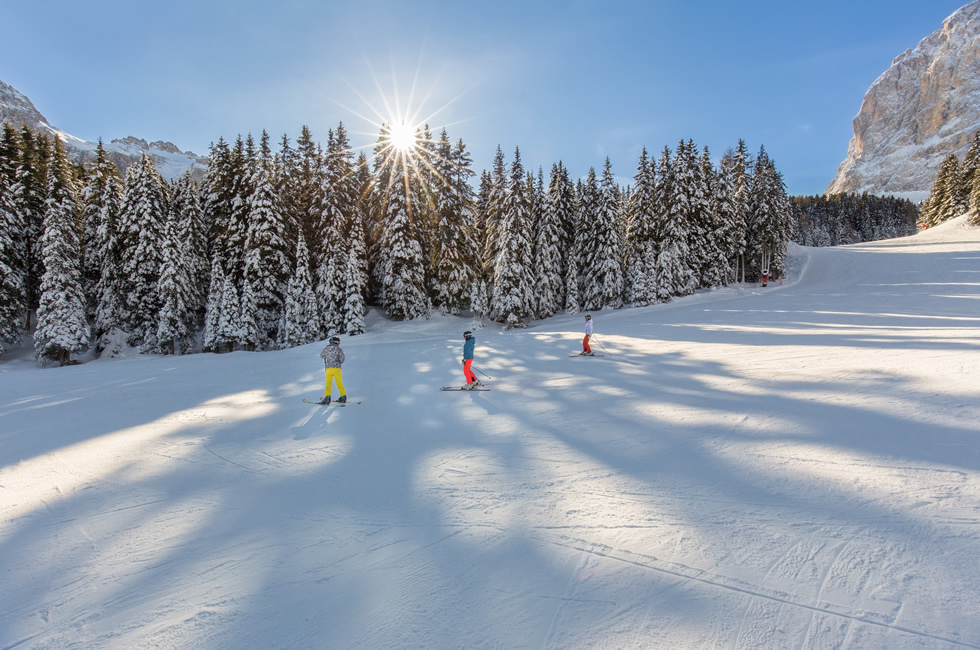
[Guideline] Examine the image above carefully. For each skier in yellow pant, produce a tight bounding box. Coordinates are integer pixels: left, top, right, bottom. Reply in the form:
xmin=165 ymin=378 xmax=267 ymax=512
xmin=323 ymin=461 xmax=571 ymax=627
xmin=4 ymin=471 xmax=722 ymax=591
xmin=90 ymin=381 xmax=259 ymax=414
xmin=318 ymin=336 xmax=347 ymax=405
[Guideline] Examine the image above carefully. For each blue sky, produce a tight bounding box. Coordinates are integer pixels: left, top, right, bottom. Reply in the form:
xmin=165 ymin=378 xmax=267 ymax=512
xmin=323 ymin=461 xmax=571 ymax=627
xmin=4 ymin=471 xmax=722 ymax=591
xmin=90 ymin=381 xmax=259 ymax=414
xmin=0 ymin=0 xmax=969 ymax=195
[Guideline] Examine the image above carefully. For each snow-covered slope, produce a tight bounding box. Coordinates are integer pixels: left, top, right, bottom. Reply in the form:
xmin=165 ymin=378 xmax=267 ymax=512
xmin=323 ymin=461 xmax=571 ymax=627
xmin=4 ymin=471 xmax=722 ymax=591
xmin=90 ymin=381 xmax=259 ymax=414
xmin=2 ymin=219 xmax=980 ymax=648
xmin=828 ymin=1 xmax=980 ymax=200
xmin=1 ymin=79 xmax=207 ymax=180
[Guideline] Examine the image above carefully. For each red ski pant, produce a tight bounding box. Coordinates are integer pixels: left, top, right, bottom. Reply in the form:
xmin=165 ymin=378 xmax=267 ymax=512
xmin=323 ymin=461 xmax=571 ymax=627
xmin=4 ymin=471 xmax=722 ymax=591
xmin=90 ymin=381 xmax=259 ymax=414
xmin=463 ymin=359 xmax=476 ymax=384
xmin=583 ymin=335 xmax=592 ymax=353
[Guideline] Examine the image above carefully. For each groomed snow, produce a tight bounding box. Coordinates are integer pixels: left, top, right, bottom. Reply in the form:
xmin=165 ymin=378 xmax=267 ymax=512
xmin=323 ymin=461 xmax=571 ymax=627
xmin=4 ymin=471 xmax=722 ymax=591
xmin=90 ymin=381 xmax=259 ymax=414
xmin=2 ymin=217 xmax=979 ymax=648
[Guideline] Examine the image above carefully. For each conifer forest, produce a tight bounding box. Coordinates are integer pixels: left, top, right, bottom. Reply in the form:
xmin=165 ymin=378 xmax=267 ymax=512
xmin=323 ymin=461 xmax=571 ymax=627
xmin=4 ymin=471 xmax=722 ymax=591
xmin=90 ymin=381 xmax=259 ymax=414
xmin=0 ymin=120 xmax=933 ymax=364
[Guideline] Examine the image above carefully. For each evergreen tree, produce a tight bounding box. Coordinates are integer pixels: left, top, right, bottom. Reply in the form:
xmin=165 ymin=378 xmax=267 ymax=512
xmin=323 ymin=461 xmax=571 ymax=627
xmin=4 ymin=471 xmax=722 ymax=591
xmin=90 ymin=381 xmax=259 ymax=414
xmin=697 ymin=146 xmax=729 ymax=288
xmin=655 ymin=145 xmax=695 ymax=300
xmin=712 ymin=153 xmax=741 ymax=285
xmin=242 ymin=163 xmax=290 ymax=349
xmin=490 ymin=147 xmax=535 ymax=328
xmin=118 ymin=154 xmax=168 ymax=349
xmin=626 ymin=148 xmax=658 ymax=306
xmin=203 ymin=255 xmax=225 ymax=352
xmin=92 ymin=170 xmax=125 ymax=341
xmin=482 ymin=146 xmax=507 ymax=281
xmin=0 ymin=126 xmax=24 ymax=351
xmin=33 ymin=138 xmax=87 ymax=365
xmin=282 ymin=231 xmax=321 ymax=347
xmin=216 ymin=267 xmax=243 ymax=351
xmin=957 ymin=130 xmax=980 ymax=216
xmin=533 ymin=163 xmax=567 ymax=317
xmin=342 ymin=213 xmax=368 ymax=336
xmin=294 ymin=125 xmax=324 ymax=262
xmin=970 ymin=166 xmax=980 ymax=226
xmin=156 ymin=212 xmax=193 ymax=354
xmin=316 ymin=124 xmax=356 ymax=333
xmin=746 ymin=146 xmax=793 ymax=279
xmin=15 ymin=127 xmax=51 ymax=329
xmin=432 ymin=129 xmax=479 ymax=314
xmin=581 ymin=158 xmax=624 ymax=310
xmin=921 ymin=154 xmax=963 ymax=227
xmin=169 ymin=172 xmax=208 ymax=330
xmin=375 ymin=124 xmax=429 ymax=320
xmin=201 ymin=138 xmax=235 ymax=272
xmin=728 ymin=140 xmax=751 ymax=282
xmin=79 ymin=140 xmax=119 ymax=321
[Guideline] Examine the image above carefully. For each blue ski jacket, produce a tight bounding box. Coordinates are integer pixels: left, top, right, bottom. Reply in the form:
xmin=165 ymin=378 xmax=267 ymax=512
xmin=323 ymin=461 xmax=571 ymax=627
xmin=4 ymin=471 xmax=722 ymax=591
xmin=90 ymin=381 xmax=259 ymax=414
xmin=463 ymin=337 xmax=475 ymax=360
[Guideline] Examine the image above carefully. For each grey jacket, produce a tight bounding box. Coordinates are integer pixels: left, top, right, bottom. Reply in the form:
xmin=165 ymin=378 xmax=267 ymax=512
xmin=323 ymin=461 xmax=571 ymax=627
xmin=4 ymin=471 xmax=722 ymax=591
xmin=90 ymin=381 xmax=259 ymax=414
xmin=320 ymin=344 xmax=345 ymax=369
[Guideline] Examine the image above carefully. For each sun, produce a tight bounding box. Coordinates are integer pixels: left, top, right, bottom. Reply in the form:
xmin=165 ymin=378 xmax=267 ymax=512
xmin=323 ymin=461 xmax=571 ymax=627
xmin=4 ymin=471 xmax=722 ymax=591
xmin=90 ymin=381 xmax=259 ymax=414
xmin=388 ymin=121 xmax=417 ymax=153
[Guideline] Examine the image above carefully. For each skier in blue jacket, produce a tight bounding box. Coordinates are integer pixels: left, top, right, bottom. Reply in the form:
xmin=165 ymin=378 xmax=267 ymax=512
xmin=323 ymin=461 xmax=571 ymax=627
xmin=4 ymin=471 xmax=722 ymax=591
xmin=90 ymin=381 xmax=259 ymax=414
xmin=461 ymin=330 xmax=480 ymax=389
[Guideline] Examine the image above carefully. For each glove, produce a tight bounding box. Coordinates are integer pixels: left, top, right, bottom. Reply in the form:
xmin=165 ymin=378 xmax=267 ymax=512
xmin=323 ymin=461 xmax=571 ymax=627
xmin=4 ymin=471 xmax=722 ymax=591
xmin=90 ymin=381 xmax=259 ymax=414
xmin=461 ymin=358 xmax=465 ymax=366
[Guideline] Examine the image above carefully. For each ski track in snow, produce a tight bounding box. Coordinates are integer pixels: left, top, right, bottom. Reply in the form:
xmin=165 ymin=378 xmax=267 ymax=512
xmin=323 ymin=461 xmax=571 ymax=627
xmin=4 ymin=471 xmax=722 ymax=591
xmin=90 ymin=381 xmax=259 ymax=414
xmin=1 ymin=217 xmax=980 ymax=648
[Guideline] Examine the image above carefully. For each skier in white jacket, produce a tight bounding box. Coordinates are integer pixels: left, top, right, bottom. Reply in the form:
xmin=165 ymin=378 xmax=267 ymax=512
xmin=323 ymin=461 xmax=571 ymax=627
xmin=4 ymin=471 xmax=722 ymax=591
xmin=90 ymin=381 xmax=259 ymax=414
xmin=318 ymin=336 xmax=347 ymax=404
xmin=581 ymin=314 xmax=594 ymax=356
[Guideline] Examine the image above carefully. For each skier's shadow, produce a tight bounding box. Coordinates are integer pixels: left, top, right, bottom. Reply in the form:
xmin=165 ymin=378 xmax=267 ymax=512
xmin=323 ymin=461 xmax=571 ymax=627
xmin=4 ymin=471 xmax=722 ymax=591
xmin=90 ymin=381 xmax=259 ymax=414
xmin=466 ymin=392 xmax=504 ymax=416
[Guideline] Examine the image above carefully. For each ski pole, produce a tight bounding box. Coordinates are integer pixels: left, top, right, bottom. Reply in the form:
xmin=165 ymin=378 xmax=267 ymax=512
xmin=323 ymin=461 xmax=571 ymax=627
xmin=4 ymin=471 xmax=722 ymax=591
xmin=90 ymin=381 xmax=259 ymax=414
xmin=473 ymin=366 xmax=493 ymax=380
xmin=591 ymin=333 xmax=610 ymax=353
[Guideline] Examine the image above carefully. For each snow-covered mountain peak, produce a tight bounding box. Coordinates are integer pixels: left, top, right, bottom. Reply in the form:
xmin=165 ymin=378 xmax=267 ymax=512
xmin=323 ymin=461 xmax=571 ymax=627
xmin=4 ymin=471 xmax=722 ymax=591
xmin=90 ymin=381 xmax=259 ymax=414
xmin=827 ymin=0 xmax=980 ymax=199
xmin=0 ymin=79 xmax=206 ymax=180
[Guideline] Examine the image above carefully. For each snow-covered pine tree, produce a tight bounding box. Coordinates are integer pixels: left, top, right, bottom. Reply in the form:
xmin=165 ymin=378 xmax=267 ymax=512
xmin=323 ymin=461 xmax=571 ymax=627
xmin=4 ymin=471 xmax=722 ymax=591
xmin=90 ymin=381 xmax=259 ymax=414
xmin=970 ymin=166 xmax=980 ymax=226
xmin=728 ymin=140 xmax=752 ymax=282
xmin=0 ymin=126 xmax=24 ymax=351
xmin=242 ymin=159 xmax=289 ymax=349
xmin=91 ymin=170 xmax=125 ymax=342
xmin=315 ymin=124 xmax=356 ymax=334
xmin=655 ymin=144 xmax=695 ymax=301
xmin=490 ymin=147 xmax=535 ymax=328
xmin=431 ymin=129 xmax=479 ymax=314
xmin=14 ymin=127 xmax=51 ymax=330
xmin=920 ymin=154 xmax=962 ymax=228
xmin=202 ymin=255 xmax=224 ymax=352
xmin=341 ymin=213 xmax=368 ymax=336
xmin=533 ymin=163 xmax=567 ymax=318
xmin=745 ymin=146 xmax=793 ymax=279
xmin=956 ymin=130 xmax=980 ymax=216
xmin=282 ymin=231 xmax=321 ymax=347
xmin=696 ymin=146 xmax=729 ymax=288
xmin=717 ymin=148 xmax=749 ymax=283
xmin=580 ymin=158 xmax=624 ymax=310
xmin=711 ymin=153 xmax=740 ymax=286
xmin=680 ymin=141 xmax=710 ymax=290
xmin=625 ymin=148 xmax=658 ymax=306
xmin=33 ymin=137 xmax=88 ymax=366
xmin=156 ymin=211 xmax=193 ymax=354
xmin=169 ymin=172 xmax=208 ymax=331
xmin=79 ymin=140 xmax=120 ymax=322
xmin=351 ymin=151 xmax=380 ymax=305
xmin=216 ymin=267 xmax=243 ymax=352
xmin=374 ymin=124 xmax=429 ymax=321
xmin=482 ymin=147 xmax=507 ymax=283
xmin=118 ymin=154 xmax=168 ymax=350
xmin=201 ymin=137 xmax=235 ymax=268
xmin=294 ymin=125 xmax=325 ymax=264
xmin=225 ymin=135 xmax=254 ymax=287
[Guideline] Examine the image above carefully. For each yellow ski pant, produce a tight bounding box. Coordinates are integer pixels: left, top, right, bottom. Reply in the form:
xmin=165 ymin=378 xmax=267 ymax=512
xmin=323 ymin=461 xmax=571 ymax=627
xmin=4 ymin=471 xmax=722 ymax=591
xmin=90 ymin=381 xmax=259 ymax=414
xmin=324 ymin=368 xmax=346 ymax=398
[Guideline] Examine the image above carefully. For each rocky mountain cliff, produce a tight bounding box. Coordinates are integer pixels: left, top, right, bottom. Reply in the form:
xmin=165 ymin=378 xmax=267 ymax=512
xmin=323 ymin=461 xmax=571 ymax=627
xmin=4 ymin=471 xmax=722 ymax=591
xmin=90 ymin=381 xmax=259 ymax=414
xmin=1 ymin=79 xmax=207 ymax=180
xmin=827 ymin=1 xmax=980 ymax=199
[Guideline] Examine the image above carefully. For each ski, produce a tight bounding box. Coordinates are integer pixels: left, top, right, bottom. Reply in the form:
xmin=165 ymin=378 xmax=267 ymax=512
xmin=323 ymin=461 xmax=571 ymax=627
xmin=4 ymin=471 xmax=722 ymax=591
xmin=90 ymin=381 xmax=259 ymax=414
xmin=440 ymin=386 xmax=491 ymax=391
xmin=568 ymin=353 xmax=605 ymax=357
xmin=303 ymin=399 xmax=360 ymax=406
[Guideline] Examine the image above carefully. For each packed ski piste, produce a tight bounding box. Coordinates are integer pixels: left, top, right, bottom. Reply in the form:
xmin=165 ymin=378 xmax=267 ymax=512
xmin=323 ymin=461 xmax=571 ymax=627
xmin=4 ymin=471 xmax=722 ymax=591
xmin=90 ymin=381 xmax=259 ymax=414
xmin=2 ymin=217 xmax=980 ymax=648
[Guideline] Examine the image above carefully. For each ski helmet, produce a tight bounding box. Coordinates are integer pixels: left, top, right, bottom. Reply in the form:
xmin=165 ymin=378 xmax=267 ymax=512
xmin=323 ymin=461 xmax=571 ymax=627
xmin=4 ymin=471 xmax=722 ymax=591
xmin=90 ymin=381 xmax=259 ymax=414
xmin=328 ymin=336 xmax=340 ymax=345
xmin=463 ymin=330 xmax=473 ymax=340
xmin=585 ymin=314 xmax=591 ymax=320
